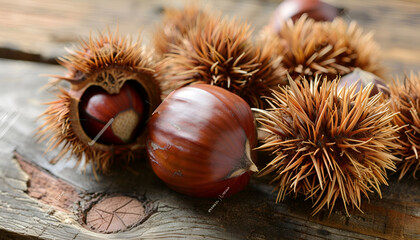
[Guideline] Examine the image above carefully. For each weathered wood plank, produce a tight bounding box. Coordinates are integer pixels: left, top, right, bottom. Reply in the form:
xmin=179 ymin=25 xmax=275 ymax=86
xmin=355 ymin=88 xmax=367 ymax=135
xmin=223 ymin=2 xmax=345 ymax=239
xmin=0 ymin=0 xmax=419 ymax=75
xmin=0 ymin=58 xmax=419 ymax=239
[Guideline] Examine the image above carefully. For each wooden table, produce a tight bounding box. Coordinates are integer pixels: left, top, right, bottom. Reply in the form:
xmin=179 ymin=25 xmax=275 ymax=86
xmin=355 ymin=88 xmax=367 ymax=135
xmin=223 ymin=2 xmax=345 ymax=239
xmin=0 ymin=0 xmax=419 ymax=239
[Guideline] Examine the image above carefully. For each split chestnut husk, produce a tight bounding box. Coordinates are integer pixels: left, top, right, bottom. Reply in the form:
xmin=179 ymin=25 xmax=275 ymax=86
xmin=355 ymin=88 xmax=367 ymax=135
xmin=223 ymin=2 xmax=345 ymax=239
xmin=37 ymin=31 xmax=161 ymax=173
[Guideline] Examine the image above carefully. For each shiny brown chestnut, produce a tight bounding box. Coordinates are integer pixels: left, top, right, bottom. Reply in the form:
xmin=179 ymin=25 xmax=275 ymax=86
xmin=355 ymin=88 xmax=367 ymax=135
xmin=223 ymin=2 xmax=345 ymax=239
xmin=338 ymin=68 xmax=390 ymax=97
xmin=79 ymin=82 xmax=145 ymax=145
xmin=147 ymin=84 xmax=258 ymax=198
xmin=268 ymin=0 xmax=344 ymax=33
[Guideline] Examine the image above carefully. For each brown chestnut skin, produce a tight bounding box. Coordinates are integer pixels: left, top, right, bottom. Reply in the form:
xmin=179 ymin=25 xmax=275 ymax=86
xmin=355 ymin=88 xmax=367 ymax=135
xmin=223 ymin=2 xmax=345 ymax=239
xmin=79 ymin=81 xmax=145 ymax=145
xmin=338 ymin=68 xmax=390 ymax=97
xmin=269 ymin=0 xmax=344 ymax=33
xmin=147 ymin=84 xmax=258 ymax=198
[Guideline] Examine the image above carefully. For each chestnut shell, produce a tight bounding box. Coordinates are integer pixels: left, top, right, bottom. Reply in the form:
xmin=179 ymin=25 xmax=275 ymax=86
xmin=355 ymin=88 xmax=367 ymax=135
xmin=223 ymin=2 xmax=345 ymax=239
xmin=268 ymin=0 xmax=344 ymax=33
xmin=147 ymin=84 xmax=257 ymax=198
xmin=338 ymin=68 xmax=389 ymax=97
xmin=69 ymin=68 xmax=161 ymax=154
xmin=79 ymin=81 xmax=145 ymax=145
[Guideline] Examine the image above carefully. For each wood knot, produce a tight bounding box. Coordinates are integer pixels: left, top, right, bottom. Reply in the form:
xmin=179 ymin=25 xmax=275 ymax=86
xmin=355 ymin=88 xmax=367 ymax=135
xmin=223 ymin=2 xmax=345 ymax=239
xmin=83 ymin=195 xmax=154 ymax=233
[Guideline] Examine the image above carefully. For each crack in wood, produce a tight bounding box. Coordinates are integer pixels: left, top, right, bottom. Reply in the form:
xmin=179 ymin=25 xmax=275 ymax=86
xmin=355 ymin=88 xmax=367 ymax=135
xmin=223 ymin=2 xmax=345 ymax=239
xmin=0 ymin=47 xmax=58 ymax=65
xmin=14 ymin=152 xmax=81 ymax=213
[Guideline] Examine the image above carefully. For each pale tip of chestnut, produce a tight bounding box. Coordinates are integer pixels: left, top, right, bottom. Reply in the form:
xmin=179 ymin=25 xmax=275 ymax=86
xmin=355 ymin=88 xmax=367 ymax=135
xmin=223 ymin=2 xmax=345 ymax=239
xmin=338 ymin=68 xmax=390 ymax=97
xmin=228 ymin=139 xmax=259 ymax=178
xmin=245 ymin=139 xmax=259 ymax=173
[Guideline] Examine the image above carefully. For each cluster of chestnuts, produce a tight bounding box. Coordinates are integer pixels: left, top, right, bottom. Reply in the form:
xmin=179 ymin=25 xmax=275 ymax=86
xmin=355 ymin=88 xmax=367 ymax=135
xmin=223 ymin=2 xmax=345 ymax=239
xmin=37 ymin=1 xmax=420 ymax=216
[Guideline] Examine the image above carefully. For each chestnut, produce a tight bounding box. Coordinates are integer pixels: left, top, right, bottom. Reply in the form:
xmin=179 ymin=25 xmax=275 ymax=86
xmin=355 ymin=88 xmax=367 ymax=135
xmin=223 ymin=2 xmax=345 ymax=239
xmin=147 ymin=84 xmax=258 ymax=198
xmin=338 ymin=68 xmax=390 ymax=97
xmin=79 ymin=81 xmax=145 ymax=145
xmin=268 ymin=0 xmax=344 ymax=33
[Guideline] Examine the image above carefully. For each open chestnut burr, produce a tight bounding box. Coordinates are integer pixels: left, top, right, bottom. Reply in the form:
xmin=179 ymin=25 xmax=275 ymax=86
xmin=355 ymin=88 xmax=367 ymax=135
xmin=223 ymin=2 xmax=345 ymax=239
xmin=37 ymin=31 xmax=161 ymax=173
xmin=147 ymin=84 xmax=258 ymax=198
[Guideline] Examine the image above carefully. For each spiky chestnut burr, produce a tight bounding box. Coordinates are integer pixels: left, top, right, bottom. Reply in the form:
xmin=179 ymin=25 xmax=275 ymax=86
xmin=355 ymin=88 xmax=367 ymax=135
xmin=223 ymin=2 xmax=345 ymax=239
xmin=153 ymin=4 xmax=212 ymax=56
xmin=389 ymin=72 xmax=420 ymax=179
xmin=37 ymin=31 xmax=161 ymax=174
xmin=254 ymin=76 xmax=398 ymax=215
xmin=159 ymin=13 xmax=286 ymax=109
xmin=259 ymin=15 xmax=384 ymax=83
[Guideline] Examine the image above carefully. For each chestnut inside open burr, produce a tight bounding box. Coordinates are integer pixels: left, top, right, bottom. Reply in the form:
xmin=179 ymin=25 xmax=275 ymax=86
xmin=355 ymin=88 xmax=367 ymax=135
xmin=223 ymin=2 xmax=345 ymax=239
xmin=79 ymin=80 xmax=150 ymax=145
xmin=37 ymin=30 xmax=162 ymax=173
